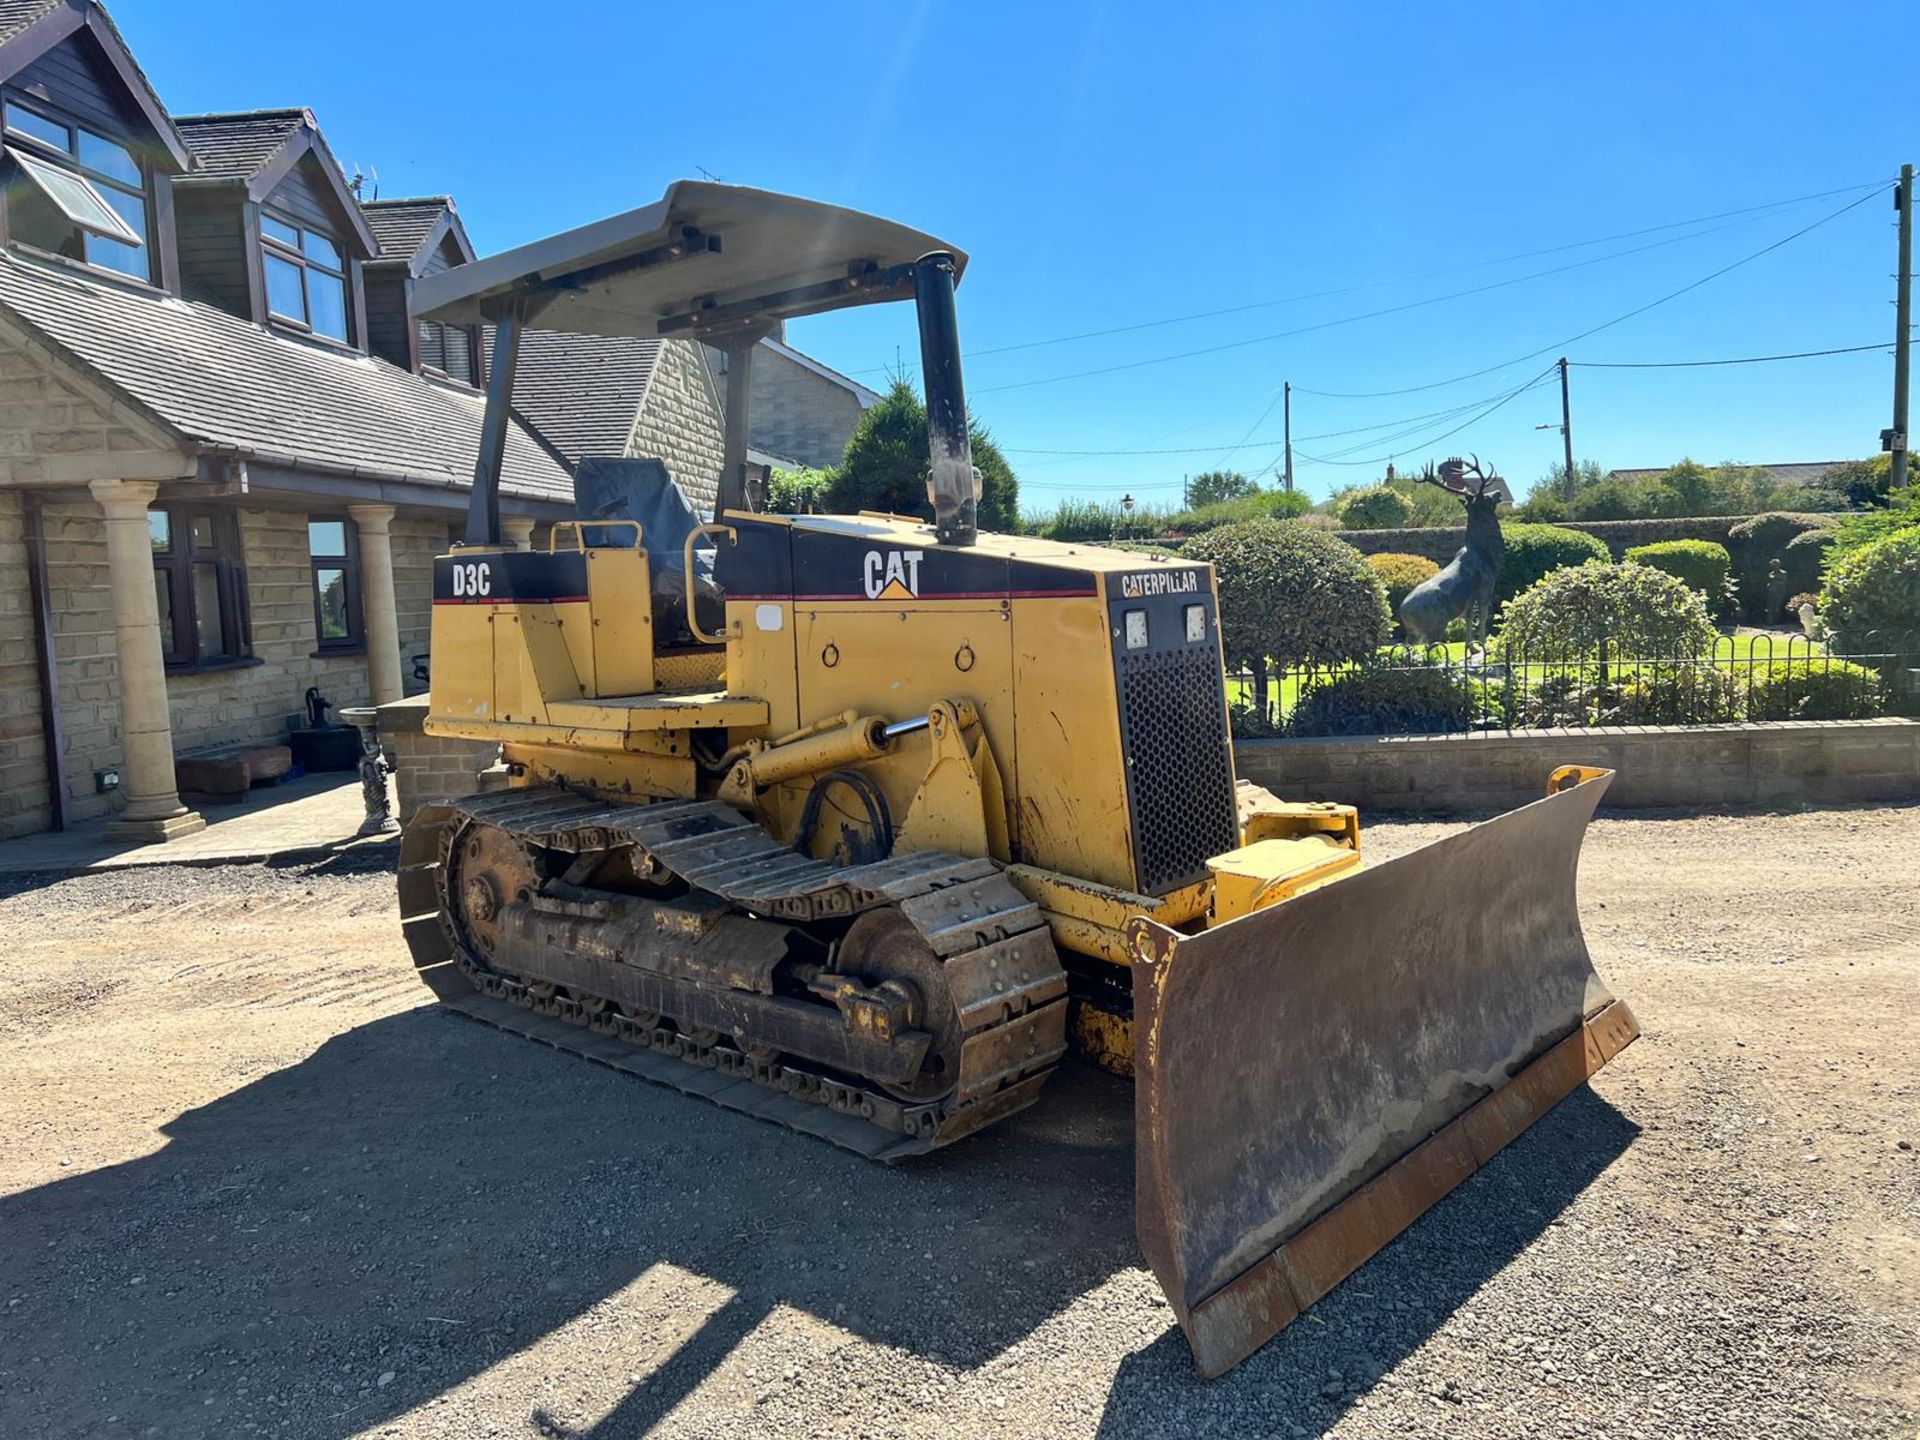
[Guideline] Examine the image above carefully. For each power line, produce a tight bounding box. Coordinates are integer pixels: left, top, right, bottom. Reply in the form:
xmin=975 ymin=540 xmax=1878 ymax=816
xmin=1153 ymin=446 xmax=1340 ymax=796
xmin=848 ymin=180 xmax=1886 ymax=377
xmin=1291 ymin=188 xmax=1884 ymax=400
xmin=1292 ymin=367 xmax=1560 ymax=468
xmin=967 ymin=207 xmax=1843 ymax=398
xmin=1571 ymin=339 xmax=1901 ymax=368
xmin=1002 ymin=333 xmax=1899 ymax=461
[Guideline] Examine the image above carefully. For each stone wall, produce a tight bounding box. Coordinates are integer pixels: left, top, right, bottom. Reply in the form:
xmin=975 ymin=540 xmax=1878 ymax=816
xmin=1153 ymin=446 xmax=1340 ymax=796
xmin=749 ymin=346 xmax=868 ymax=470
xmin=0 ymin=500 xmax=455 ymax=839
xmin=0 ymin=489 xmax=48 ymax=836
xmin=1334 ymin=516 xmax=1747 ymax=563
xmin=630 ymin=339 xmax=724 ymax=513
xmin=1235 ymin=719 xmax=1920 ymax=815
xmin=373 ymin=694 xmax=500 ymax=821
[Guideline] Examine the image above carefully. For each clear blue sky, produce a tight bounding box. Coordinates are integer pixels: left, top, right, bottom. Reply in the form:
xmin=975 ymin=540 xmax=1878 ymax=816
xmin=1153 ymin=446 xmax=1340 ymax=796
xmin=119 ymin=1 xmax=1913 ymax=514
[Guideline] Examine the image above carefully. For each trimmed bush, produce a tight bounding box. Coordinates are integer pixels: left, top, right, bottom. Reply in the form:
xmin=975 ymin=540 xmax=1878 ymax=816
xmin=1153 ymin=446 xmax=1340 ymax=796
xmin=1166 ymin=488 xmax=1311 ymax=534
xmin=1287 ymin=667 xmax=1475 ymax=737
xmin=827 ymin=379 xmax=1019 ymax=530
xmin=1781 ymin=529 xmax=1834 ymax=597
xmin=1366 ymin=552 xmax=1441 ymax=622
xmin=1497 ymin=561 xmax=1717 ymax=658
xmin=1184 ymin=520 xmax=1390 ymax=671
xmin=1607 ymin=665 xmax=1743 ymax=725
xmin=1497 ymin=523 xmax=1610 ymax=603
xmin=1727 ymin=511 xmax=1832 ymax=620
xmin=1335 ymin=485 xmax=1412 ymax=530
xmin=1624 ymin=539 xmax=1731 ymax=607
xmin=1819 ymin=526 xmax=1920 ymax=649
xmin=1745 ymin=659 xmax=1884 ymax=720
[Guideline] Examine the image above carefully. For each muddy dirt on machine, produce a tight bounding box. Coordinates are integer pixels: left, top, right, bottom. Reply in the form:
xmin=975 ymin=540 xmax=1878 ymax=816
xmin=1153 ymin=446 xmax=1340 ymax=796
xmin=397 ymin=788 xmax=1069 ymax=1160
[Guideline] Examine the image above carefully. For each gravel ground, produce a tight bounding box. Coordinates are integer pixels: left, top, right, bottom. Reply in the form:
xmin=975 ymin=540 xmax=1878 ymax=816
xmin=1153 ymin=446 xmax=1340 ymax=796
xmin=0 ymin=807 xmax=1915 ymax=1439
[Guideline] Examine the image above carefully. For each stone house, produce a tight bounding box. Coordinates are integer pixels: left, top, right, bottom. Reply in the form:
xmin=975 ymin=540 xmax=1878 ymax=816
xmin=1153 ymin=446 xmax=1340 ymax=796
xmin=0 ymin=0 xmax=573 ymax=842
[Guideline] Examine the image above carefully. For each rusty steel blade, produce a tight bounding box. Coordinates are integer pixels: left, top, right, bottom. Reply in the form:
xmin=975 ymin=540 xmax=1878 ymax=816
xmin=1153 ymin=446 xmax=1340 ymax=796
xmin=1132 ymin=770 xmax=1637 ymax=1378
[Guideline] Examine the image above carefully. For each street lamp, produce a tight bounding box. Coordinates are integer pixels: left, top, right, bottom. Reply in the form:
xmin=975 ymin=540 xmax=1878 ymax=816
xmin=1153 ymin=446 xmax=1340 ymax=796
xmin=1120 ymin=492 xmax=1136 ymax=540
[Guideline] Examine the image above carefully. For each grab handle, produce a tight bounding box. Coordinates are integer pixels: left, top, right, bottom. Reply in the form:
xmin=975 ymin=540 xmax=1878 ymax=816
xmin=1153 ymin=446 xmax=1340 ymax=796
xmin=547 ymin=519 xmax=642 ymax=552
xmin=684 ymin=523 xmax=737 ymax=645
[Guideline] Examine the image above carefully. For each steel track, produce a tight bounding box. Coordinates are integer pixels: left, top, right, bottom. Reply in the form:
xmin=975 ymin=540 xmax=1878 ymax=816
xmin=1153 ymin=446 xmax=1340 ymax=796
xmin=397 ymin=788 xmax=1069 ymax=1161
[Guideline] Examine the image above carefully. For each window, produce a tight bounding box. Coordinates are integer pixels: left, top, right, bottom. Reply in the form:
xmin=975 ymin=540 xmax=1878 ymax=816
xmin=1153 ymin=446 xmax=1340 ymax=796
xmin=260 ymin=210 xmax=348 ymax=341
xmin=417 ymin=319 xmax=478 ymax=384
xmin=2 ymin=98 xmax=150 ymax=279
xmin=307 ymin=517 xmax=361 ymax=650
xmin=150 ymin=506 xmax=250 ymax=668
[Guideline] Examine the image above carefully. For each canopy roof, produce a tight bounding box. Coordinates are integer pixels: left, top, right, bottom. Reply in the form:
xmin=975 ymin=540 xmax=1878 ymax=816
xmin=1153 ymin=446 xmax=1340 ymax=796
xmin=413 ymin=181 xmax=965 ymax=344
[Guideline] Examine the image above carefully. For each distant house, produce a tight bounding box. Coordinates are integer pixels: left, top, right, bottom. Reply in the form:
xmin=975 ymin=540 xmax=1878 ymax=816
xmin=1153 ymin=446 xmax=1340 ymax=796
xmin=496 ymin=331 xmax=877 ymax=511
xmin=1602 ymin=461 xmax=1852 ymax=491
xmin=0 ymin=1 xmax=570 ymax=843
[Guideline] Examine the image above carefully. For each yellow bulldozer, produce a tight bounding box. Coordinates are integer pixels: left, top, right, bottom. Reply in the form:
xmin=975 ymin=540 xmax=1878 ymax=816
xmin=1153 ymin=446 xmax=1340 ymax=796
xmin=397 ymin=182 xmax=1637 ymax=1377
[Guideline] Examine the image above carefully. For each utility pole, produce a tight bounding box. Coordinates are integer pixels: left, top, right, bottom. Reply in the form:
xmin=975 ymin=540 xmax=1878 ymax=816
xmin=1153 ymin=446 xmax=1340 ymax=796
xmin=1282 ymin=381 xmax=1294 ymax=492
xmin=1891 ymin=163 xmax=1913 ymax=491
xmin=1558 ymin=357 xmax=1576 ymax=503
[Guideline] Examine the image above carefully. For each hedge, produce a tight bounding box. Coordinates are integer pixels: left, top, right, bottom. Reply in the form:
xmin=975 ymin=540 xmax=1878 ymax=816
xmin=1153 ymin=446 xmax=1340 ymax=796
xmin=1497 ymin=561 xmax=1717 ymax=657
xmin=1287 ymin=667 xmax=1476 ymax=736
xmin=1745 ymin=660 xmax=1884 ymax=721
xmin=1497 ymin=524 xmax=1611 ymax=603
xmin=1365 ymin=552 xmax=1440 ymax=622
xmin=1623 ymin=539 xmax=1731 ymax=607
xmin=1334 ymin=485 xmax=1412 ymax=530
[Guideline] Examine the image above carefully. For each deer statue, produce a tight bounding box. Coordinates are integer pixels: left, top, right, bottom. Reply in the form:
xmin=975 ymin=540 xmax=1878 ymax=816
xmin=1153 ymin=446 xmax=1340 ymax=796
xmin=1398 ymin=455 xmax=1513 ymax=649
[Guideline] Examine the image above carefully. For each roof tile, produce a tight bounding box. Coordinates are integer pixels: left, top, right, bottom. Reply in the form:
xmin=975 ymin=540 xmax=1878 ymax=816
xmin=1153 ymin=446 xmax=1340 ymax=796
xmin=0 ymin=251 xmax=573 ymax=501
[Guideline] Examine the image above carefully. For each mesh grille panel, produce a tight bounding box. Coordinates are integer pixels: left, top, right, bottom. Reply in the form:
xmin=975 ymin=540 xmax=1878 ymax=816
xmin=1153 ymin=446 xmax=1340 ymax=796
xmin=1118 ymin=645 xmax=1239 ymax=893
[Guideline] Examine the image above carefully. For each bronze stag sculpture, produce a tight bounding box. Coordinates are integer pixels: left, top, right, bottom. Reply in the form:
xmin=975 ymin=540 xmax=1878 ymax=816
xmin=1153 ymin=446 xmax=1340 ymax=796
xmin=1398 ymin=456 xmax=1512 ymax=648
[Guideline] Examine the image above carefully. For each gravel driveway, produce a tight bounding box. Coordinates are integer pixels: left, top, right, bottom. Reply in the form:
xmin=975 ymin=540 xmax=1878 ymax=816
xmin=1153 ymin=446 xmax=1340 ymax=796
xmin=0 ymin=806 xmax=1914 ymax=1439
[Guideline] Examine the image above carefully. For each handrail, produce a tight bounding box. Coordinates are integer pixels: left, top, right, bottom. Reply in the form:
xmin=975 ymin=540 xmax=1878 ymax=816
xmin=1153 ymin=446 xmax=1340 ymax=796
xmin=684 ymin=522 xmax=737 ymax=645
xmin=547 ymin=519 xmax=643 ymax=553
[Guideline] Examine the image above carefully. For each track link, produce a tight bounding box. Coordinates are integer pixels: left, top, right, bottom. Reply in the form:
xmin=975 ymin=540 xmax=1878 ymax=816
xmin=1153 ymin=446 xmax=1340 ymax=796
xmin=397 ymin=788 xmax=1068 ymax=1160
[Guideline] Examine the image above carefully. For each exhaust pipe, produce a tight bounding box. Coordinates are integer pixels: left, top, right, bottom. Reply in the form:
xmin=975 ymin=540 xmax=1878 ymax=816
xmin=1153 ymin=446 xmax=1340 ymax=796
xmin=913 ymin=252 xmax=978 ymax=547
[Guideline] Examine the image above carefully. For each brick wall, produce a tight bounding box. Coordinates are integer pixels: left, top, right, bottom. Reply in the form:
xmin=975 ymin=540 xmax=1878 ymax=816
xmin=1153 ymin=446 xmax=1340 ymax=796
xmin=1235 ymin=719 xmax=1920 ymax=814
xmin=373 ymin=694 xmax=500 ymax=820
xmin=749 ymin=347 xmax=866 ymax=470
xmin=629 ymin=339 xmax=724 ymax=513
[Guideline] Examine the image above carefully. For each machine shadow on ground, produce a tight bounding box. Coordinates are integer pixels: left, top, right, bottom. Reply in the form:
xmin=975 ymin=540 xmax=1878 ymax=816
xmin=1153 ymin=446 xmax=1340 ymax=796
xmin=0 ymin=1001 xmax=1636 ymax=1438
xmin=1094 ymin=1086 xmax=1640 ymax=1438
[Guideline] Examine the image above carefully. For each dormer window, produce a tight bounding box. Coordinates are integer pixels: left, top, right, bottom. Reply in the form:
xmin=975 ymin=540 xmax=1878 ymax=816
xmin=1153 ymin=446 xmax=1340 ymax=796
xmin=2 ymin=98 xmax=149 ymax=279
xmin=260 ymin=211 xmax=347 ymax=341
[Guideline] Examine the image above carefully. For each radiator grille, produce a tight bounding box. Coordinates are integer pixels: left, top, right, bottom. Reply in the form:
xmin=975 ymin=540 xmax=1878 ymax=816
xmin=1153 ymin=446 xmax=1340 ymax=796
xmin=1117 ymin=644 xmax=1239 ymax=894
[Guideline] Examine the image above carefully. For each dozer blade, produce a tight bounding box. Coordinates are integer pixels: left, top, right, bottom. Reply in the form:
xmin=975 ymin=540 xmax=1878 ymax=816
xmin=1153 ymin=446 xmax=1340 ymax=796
xmin=1132 ymin=768 xmax=1638 ymax=1378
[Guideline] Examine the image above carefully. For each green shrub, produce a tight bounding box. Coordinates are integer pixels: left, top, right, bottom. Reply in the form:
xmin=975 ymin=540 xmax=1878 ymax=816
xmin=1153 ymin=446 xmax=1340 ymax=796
xmin=1727 ymin=511 xmax=1832 ymax=619
xmin=1497 ymin=561 xmax=1717 ymax=658
xmin=1623 ymin=539 xmax=1731 ymax=608
xmin=1365 ymin=552 xmax=1441 ymax=622
xmin=1497 ymin=523 xmax=1610 ymax=602
xmin=767 ymin=466 xmax=832 ymax=514
xmin=1166 ymin=488 xmax=1311 ymax=534
xmin=1036 ymin=499 xmax=1120 ymax=542
xmin=1183 ymin=521 xmax=1390 ymax=672
xmin=1606 ymin=665 xmax=1743 ymax=725
xmin=1832 ymin=485 xmax=1920 ymax=558
xmin=1745 ymin=659 xmax=1884 ymax=720
xmin=826 ymin=379 xmax=1019 ymax=530
xmin=1819 ymin=526 xmax=1920 ymax=648
xmin=1287 ymin=667 xmax=1475 ymax=737
xmin=1780 ymin=528 xmax=1834 ymax=596
xmin=1335 ymin=484 xmax=1413 ymax=530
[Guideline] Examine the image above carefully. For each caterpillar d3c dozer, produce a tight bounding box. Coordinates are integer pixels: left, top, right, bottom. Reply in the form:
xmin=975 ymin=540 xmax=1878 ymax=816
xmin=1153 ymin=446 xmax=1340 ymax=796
xmin=398 ymin=181 xmax=1638 ymax=1377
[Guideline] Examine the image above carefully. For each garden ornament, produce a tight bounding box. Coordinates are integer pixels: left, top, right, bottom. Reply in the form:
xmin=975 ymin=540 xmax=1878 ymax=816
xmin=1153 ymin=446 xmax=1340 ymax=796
xmin=1399 ymin=455 xmax=1512 ymax=649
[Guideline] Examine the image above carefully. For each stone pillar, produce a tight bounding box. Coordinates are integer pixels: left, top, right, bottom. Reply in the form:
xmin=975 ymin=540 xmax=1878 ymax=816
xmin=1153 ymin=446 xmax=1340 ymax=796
xmin=501 ymin=515 xmax=536 ymax=551
xmin=347 ymin=503 xmax=404 ymax=706
xmin=89 ymin=479 xmax=205 ymax=842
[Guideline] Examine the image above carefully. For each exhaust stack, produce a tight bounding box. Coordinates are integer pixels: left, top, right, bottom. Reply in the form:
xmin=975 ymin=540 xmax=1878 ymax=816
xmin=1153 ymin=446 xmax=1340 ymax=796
xmin=913 ymin=252 xmax=978 ymax=546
